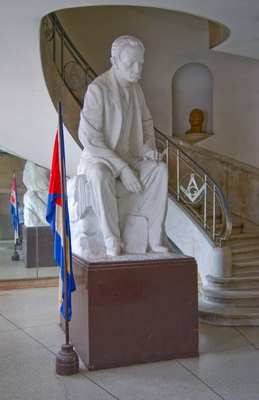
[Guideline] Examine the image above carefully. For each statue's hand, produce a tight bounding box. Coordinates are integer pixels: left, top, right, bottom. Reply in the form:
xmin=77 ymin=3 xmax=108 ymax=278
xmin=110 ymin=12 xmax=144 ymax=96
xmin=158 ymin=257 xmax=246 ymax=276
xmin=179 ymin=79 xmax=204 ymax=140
xmin=143 ymin=149 xmax=162 ymax=161
xmin=119 ymin=166 xmax=142 ymax=193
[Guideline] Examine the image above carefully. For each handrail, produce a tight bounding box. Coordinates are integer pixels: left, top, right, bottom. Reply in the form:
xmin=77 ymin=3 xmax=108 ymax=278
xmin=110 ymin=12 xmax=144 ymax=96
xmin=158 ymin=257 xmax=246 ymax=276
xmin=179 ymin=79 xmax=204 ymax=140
xmin=155 ymin=129 xmax=232 ymax=246
xmin=42 ymin=12 xmax=232 ymax=247
xmin=42 ymin=13 xmax=97 ymax=105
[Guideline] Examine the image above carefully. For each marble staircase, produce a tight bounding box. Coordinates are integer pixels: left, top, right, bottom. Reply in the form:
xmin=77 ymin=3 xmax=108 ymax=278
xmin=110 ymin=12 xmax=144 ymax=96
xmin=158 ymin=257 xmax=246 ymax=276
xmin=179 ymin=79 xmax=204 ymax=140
xmin=198 ymin=214 xmax=259 ymax=325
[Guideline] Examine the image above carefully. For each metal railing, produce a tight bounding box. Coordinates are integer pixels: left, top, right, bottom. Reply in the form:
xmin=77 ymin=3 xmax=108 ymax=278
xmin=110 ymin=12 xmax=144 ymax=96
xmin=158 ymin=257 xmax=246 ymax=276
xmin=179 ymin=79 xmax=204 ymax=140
xmin=42 ymin=13 xmax=97 ymax=105
xmin=42 ymin=12 xmax=232 ymax=247
xmin=155 ymin=129 xmax=232 ymax=246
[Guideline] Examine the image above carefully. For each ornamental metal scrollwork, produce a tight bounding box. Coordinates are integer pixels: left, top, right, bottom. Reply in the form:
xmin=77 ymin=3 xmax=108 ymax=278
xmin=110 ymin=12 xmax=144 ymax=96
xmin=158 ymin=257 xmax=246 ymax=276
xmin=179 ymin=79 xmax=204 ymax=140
xmin=42 ymin=16 xmax=54 ymax=42
xmin=179 ymin=173 xmax=205 ymax=204
xmin=64 ymin=61 xmax=88 ymax=91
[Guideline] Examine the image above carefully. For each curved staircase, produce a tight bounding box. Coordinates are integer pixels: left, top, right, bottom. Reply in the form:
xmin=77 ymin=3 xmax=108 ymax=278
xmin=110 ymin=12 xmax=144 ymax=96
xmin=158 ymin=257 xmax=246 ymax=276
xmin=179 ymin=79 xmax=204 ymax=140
xmin=199 ymin=216 xmax=259 ymax=325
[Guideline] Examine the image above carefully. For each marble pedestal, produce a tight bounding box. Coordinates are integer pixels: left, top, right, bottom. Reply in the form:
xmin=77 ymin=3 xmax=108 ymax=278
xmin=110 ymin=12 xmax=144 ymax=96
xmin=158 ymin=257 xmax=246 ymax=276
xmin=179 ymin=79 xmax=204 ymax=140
xmin=65 ymin=253 xmax=199 ymax=370
xmin=23 ymin=225 xmax=57 ymax=267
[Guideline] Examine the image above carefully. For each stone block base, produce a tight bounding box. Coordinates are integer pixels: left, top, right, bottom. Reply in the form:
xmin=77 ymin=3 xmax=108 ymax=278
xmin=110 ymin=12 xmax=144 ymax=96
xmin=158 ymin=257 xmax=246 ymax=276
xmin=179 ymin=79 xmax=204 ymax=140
xmin=64 ymin=253 xmax=199 ymax=370
xmin=23 ymin=225 xmax=57 ymax=267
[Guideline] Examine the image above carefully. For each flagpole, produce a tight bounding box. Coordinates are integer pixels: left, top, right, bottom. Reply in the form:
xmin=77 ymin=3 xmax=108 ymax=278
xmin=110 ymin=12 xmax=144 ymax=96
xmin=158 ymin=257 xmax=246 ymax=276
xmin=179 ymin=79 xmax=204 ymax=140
xmin=57 ymin=102 xmax=69 ymax=346
xmin=11 ymin=169 xmax=20 ymax=261
xmin=55 ymin=102 xmax=79 ymax=376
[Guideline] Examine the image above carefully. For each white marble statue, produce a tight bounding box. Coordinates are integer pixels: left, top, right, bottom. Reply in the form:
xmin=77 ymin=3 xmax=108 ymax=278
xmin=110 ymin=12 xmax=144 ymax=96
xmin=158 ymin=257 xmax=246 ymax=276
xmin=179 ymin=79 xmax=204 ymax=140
xmin=23 ymin=160 xmax=50 ymax=227
xmin=70 ymin=35 xmax=169 ymax=257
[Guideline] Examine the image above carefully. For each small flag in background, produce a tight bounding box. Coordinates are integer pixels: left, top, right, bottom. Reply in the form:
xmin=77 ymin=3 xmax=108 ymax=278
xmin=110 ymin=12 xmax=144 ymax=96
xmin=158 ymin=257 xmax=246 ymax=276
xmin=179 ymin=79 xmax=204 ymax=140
xmin=10 ymin=171 xmax=20 ymax=242
xmin=46 ymin=129 xmax=76 ymax=321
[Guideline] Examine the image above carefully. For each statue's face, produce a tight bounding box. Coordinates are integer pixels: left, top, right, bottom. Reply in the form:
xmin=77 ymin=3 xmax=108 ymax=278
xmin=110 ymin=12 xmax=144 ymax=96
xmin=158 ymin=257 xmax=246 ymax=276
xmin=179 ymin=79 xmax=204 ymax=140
xmin=115 ymin=45 xmax=144 ymax=83
xmin=190 ymin=110 xmax=203 ymax=126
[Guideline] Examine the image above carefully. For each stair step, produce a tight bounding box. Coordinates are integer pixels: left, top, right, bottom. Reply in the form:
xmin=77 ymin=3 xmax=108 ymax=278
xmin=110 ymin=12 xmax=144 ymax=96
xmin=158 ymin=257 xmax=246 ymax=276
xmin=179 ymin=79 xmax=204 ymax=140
xmin=232 ymin=256 xmax=259 ymax=274
xmin=201 ymin=287 xmax=259 ymax=306
xmin=202 ymin=222 xmax=243 ymax=237
xmin=199 ymin=298 xmax=259 ymax=326
xmin=231 ymin=245 xmax=259 ymax=255
xmin=205 ymin=213 xmax=222 ymax=223
xmin=232 ymin=268 xmax=259 ymax=277
xmin=231 ymin=222 xmax=244 ymax=233
xmin=233 ymin=257 xmax=259 ymax=266
xmin=212 ymin=221 xmax=242 ymax=229
xmin=227 ymin=233 xmax=259 ymax=241
xmin=206 ymin=274 xmax=259 ymax=290
xmin=227 ymin=234 xmax=259 ymax=247
xmin=233 ymin=258 xmax=259 ymax=268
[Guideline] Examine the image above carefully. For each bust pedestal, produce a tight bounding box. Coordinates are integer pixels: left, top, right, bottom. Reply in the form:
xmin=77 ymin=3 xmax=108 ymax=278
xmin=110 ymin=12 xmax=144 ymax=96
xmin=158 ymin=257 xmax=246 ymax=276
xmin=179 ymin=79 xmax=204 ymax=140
xmin=63 ymin=253 xmax=199 ymax=370
xmin=173 ymin=132 xmax=213 ymax=144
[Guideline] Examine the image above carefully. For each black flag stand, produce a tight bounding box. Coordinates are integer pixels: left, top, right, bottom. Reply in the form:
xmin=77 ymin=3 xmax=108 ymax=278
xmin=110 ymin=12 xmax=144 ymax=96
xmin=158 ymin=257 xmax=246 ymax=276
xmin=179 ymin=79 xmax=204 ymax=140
xmin=55 ymin=103 xmax=79 ymax=376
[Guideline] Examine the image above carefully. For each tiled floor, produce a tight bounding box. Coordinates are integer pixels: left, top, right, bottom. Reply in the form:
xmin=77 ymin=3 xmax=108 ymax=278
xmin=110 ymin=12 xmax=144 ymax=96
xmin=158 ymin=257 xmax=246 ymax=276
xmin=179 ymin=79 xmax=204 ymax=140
xmin=2 ymin=290 xmax=259 ymax=399
xmin=0 ymin=240 xmax=59 ymax=281
xmin=1 ymin=242 xmax=259 ymax=399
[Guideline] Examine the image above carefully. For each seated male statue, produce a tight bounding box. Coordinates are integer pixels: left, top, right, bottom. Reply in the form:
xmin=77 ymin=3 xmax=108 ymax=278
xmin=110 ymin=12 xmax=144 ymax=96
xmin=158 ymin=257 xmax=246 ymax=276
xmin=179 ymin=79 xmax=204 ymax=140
xmin=77 ymin=35 xmax=169 ymax=256
xmin=23 ymin=160 xmax=50 ymax=227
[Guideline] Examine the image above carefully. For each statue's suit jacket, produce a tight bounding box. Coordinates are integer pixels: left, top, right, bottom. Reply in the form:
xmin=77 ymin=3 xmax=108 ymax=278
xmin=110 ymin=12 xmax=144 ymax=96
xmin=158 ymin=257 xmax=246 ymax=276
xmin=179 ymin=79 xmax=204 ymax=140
xmin=78 ymin=67 xmax=156 ymax=177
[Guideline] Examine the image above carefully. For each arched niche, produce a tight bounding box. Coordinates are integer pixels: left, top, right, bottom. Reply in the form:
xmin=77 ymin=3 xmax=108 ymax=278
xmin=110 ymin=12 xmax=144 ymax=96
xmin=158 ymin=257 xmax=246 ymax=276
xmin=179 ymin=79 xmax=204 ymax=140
xmin=172 ymin=63 xmax=213 ymax=136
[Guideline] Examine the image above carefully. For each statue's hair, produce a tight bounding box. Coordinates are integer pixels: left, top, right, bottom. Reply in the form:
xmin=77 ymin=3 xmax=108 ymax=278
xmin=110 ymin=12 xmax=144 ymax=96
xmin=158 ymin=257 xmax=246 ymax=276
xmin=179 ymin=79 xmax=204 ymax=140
xmin=191 ymin=108 xmax=204 ymax=115
xmin=190 ymin=108 xmax=204 ymax=119
xmin=111 ymin=35 xmax=145 ymax=59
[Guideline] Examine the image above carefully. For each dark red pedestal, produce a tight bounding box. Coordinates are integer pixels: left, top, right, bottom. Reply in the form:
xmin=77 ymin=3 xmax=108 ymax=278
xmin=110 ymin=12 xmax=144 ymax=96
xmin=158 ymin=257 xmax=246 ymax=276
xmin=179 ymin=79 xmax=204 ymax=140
xmin=66 ymin=254 xmax=198 ymax=370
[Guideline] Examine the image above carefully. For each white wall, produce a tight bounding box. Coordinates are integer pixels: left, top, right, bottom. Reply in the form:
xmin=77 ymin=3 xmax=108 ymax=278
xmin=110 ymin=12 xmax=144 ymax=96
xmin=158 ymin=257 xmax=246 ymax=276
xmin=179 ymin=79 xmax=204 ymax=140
xmin=165 ymin=198 xmax=232 ymax=285
xmin=57 ymin=6 xmax=259 ymax=169
xmin=1 ymin=1 xmax=259 ymax=176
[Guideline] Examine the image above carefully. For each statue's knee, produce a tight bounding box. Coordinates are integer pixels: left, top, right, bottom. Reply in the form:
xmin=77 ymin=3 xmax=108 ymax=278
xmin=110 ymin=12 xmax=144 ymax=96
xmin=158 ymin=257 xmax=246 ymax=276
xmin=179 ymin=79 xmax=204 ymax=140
xmin=88 ymin=163 xmax=113 ymax=184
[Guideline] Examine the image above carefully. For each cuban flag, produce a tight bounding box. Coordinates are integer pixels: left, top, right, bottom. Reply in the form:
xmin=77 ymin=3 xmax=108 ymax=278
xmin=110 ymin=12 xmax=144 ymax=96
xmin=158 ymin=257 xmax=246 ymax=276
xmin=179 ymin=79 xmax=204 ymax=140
xmin=10 ymin=171 xmax=20 ymax=242
xmin=46 ymin=128 xmax=76 ymax=321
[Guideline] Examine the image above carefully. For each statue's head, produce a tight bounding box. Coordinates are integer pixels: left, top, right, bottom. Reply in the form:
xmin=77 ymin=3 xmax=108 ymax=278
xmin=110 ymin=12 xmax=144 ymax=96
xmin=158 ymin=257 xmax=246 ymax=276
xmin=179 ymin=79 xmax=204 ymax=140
xmin=189 ymin=108 xmax=204 ymax=127
xmin=110 ymin=35 xmax=145 ymax=84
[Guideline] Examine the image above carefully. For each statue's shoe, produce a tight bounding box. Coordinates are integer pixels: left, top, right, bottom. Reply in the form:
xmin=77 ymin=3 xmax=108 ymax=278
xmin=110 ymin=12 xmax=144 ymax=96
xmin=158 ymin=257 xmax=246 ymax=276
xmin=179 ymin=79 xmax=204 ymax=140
xmin=106 ymin=246 xmax=121 ymax=256
xmin=149 ymin=244 xmax=169 ymax=253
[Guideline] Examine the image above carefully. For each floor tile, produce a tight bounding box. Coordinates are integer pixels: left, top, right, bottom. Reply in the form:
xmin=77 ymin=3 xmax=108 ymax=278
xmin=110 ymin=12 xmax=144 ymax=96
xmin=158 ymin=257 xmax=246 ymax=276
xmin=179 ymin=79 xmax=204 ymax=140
xmin=236 ymin=326 xmax=259 ymax=349
xmin=160 ymin=388 xmax=224 ymax=400
xmin=82 ymin=360 xmax=214 ymax=400
xmin=179 ymin=347 xmax=259 ymax=388
xmin=0 ymin=315 xmax=18 ymax=332
xmin=215 ymin=381 xmax=259 ymax=400
xmin=37 ymin=266 xmax=59 ymax=278
xmin=23 ymin=323 xmax=66 ymax=353
xmin=0 ymin=287 xmax=59 ymax=328
xmin=199 ymin=323 xmax=253 ymax=354
xmin=0 ymin=329 xmax=44 ymax=357
xmin=1 ymin=348 xmax=116 ymax=400
xmin=0 ymin=240 xmax=59 ymax=280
